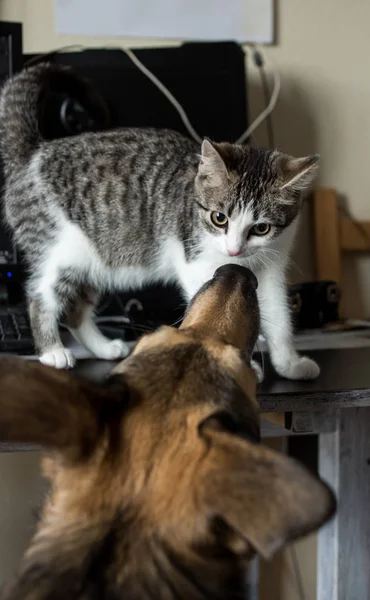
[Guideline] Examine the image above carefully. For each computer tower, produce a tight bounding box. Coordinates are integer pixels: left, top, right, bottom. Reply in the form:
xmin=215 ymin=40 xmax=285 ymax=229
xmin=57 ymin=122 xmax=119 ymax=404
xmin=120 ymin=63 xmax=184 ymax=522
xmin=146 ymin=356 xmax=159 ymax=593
xmin=0 ymin=22 xmax=24 ymax=306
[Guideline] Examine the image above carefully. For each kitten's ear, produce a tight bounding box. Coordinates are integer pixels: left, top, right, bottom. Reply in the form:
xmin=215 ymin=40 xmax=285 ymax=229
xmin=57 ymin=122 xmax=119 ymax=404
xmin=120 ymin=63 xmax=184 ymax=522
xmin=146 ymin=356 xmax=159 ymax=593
xmin=198 ymin=139 xmax=228 ymax=183
xmin=279 ymin=154 xmax=319 ymax=194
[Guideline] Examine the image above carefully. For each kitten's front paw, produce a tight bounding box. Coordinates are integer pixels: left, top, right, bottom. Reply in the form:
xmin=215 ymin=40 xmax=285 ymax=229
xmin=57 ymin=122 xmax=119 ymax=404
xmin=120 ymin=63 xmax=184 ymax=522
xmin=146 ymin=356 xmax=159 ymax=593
xmin=275 ymin=355 xmax=320 ymax=380
xmin=251 ymin=359 xmax=264 ymax=383
xmin=40 ymin=347 xmax=76 ymax=370
xmin=95 ymin=339 xmax=130 ymax=360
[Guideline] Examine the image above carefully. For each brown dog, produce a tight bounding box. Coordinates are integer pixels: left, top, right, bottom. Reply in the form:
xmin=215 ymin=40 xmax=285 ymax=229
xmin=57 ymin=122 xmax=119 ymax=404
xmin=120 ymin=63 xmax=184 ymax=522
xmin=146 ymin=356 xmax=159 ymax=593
xmin=0 ymin=264 xmax=334 ymax=600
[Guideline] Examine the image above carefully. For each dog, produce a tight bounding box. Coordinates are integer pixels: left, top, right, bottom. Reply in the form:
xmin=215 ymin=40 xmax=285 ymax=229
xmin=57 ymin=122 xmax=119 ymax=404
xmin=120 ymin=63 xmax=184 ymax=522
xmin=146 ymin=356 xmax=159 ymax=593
xmin=0 ymin=264 xmax=335 ymax=600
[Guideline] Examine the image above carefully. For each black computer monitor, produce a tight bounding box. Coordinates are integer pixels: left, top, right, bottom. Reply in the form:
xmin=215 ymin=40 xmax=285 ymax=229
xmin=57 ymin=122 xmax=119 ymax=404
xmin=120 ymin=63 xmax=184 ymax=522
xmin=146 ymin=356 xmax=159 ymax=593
xmin=0 ymin=22 xmax=23 ymax=297
xmin=34 ymin=43 xmax=248 ymax=143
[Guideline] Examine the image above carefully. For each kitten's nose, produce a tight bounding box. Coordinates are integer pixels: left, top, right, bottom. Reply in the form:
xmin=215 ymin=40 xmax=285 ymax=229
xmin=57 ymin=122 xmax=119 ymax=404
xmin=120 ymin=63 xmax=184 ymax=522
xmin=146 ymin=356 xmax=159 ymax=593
xmin=228 ymin=249 xmax=242 ymax=256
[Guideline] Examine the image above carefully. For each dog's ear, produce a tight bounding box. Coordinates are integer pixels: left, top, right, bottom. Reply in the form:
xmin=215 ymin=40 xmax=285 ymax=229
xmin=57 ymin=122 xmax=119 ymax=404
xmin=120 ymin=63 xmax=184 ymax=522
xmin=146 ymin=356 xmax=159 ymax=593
xmin=0 ymin=357 xmax=128 ymax=461
xmin=198 ymin=423 xmax=335 ymax=560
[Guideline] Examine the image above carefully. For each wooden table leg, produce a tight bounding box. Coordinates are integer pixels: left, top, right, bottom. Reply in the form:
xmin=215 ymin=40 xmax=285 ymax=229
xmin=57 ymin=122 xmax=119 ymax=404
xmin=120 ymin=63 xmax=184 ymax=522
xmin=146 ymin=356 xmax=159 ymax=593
xmin=318 ymin=408 xmax=370 ymax=600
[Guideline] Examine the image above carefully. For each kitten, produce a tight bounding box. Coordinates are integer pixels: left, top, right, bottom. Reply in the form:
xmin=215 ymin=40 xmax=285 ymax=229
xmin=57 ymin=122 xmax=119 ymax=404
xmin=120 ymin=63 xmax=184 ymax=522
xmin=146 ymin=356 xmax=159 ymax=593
xmin=0 ymin=63 xmax=319 ymax=380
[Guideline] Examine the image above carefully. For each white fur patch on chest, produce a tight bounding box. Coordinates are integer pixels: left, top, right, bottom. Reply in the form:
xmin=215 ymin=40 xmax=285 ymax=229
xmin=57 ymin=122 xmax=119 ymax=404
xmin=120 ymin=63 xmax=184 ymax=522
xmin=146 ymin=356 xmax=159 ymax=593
xmin=161 ymin=236 xmax=252 ymax=299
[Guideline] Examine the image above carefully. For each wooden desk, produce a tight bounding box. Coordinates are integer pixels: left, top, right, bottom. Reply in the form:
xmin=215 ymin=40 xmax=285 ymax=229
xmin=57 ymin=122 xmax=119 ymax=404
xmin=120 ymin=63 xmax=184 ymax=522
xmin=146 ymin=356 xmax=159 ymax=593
xmin=2 ymin=348 xmax=370 ymax=600
xmin=259 ymin=348 xmax=370 ymax=410
xmin=262 ymin=348 xmax=370 ymax=600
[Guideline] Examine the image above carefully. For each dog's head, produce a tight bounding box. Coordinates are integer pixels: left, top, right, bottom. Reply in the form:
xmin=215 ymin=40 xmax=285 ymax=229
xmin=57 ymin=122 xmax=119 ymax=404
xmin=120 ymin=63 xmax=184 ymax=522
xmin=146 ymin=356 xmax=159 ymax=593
xmin=0 ymin=265 xmax=335 ymax=600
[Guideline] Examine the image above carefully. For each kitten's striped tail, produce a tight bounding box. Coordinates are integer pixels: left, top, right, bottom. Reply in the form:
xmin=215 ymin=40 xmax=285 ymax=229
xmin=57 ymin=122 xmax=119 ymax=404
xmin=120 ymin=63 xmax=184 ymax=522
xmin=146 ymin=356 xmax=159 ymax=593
xmin=0 ymin=62 xmax=109 ymax=174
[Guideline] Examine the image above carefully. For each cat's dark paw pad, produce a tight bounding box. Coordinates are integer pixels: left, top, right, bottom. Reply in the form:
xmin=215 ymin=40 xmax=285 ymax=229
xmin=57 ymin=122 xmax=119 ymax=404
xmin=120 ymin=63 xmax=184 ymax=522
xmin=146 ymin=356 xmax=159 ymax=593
xmin=39 ymin=347 xmax=76 ymax=370
xmin=95 ymin=339 xmax=129 ymax=360
xmin=276 ymin=356 xmax=320 ymax=380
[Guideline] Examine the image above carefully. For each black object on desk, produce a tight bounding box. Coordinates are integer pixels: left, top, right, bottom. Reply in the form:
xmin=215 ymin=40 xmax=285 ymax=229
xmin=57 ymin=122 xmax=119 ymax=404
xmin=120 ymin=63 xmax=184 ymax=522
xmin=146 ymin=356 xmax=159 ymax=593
xmin=288 ymin=280 xmax=341 ymax=330
xmin=0 ymin=307 xmax=34 ymax=355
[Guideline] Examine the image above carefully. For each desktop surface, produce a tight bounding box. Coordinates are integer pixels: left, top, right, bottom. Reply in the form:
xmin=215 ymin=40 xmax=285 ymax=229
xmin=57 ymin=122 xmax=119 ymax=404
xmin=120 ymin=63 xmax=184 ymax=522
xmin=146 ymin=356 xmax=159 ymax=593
xmin=70 ymin=347 xmax=370 ymax=412
xmin=1 ymin=346 xmax=369 ymax=453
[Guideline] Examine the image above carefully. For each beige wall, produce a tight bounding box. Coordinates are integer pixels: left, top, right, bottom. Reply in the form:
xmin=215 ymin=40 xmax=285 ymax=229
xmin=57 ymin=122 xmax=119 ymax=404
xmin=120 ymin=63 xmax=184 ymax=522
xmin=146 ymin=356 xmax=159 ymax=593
xmin=262 ymin=0 xmax=370 ymax=318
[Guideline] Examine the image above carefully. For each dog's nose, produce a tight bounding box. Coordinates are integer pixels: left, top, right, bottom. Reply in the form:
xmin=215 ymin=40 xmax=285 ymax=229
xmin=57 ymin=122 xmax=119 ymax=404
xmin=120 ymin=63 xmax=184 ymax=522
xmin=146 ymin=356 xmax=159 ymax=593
xmin=213 ymin=264 xmax=258 ymax=290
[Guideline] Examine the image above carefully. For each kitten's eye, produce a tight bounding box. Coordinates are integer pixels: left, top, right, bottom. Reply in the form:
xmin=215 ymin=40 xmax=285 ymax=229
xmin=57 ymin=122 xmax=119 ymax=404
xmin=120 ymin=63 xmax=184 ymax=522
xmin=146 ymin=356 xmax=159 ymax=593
xmin=211 ymin=212 xmax=228 ymax=227
xmin=251 ymin=223 xmax=271 ymax=236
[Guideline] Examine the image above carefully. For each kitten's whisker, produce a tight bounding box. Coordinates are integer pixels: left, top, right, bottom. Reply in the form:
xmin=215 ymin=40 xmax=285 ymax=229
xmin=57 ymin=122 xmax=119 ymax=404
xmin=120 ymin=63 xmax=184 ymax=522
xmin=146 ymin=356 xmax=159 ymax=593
xmin=259 ymin=316 xmax=281 ymax=327
xmin=255 ymin=250 xmax=285 ymax=272
xmin=262 ymin=248 xmax=292 ymax=262
xmin=252 ymin=251 xmax=284 ymax=274
xmin=128 ymin=324 xmax=153 ymax=333
xmin=250 ymin=253 xmax=264 ymax=271
xmin=171 ymin=315 xmax=185 ymax=327
xmin=257 ymin=254 xmax=276 ymax=269
xmin=260 ymin=248 xmax=303 ymax=275
xmin=253 ymin=253 xmax=271 ymax=271
xmin=258 ymin=327 xmax=280 ymax=353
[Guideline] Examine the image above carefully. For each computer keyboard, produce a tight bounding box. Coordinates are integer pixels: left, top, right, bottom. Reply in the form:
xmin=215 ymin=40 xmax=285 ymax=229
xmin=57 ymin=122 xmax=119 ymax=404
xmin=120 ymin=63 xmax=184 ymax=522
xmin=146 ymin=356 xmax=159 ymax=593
xmin=0 ymin=305 xmax=180 ymax=357
xmin=0 ymin=308 xmax=35 ymax=355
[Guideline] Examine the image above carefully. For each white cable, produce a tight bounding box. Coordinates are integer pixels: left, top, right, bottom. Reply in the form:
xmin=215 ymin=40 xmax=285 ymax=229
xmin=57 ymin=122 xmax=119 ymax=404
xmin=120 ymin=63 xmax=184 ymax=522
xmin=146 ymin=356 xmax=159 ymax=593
xmin=121 ymin=44 xmax=280 ymax=146
xmin=235 ymin=46 xmax=281 ymax=144
xmin=120 ymin=46 xmax=203 ymax=144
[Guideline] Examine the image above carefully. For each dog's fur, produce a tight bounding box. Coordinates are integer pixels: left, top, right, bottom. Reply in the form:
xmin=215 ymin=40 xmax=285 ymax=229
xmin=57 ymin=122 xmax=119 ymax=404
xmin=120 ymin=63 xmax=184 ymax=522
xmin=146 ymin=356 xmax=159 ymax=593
xmin=0 ymin=265 xmax=335 ymax=600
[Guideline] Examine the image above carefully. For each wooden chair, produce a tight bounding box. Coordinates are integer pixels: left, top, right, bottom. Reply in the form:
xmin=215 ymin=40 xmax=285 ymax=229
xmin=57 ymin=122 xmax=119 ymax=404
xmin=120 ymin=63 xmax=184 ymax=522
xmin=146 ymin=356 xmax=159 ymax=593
xmin=313 ymin=187 xmax=370 ymax=315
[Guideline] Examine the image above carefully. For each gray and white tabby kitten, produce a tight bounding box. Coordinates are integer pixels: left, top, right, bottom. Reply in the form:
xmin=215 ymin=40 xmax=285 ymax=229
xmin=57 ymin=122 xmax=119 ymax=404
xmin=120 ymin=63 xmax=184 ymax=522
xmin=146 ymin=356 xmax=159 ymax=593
xmin=0 ymin=63 xmax=319 ymax=379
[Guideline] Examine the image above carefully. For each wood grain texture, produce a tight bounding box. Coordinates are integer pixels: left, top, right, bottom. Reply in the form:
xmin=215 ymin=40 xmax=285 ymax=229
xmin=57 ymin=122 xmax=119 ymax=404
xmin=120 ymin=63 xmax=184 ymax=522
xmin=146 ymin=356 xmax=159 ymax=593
xmin=317 ymin=409 xmax=339 ymax=600
xmin=318 ymin=408 xmax=370 ymax=600
xmin=259 ymin=389 xmax=370 ymax=413
xmin=313 ymin=188 xmax=342 ymax=285
xmin=339 ymin=217 xmax=370 ymax=250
